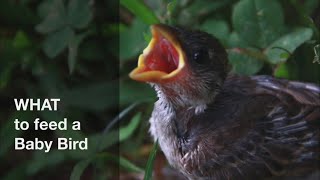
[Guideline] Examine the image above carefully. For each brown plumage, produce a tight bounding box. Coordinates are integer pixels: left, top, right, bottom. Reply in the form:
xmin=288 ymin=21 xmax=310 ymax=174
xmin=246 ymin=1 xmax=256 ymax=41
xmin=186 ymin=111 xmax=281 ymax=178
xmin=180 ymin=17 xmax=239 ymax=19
xmin=130 ymin=24 xmax=320 ymax=180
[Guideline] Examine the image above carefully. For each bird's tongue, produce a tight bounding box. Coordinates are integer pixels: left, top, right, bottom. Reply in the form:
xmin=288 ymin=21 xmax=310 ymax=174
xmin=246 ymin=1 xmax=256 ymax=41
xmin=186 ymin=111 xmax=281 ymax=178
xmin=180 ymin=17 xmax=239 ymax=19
xmin=144 ymin=36 xmax=179 ymax=73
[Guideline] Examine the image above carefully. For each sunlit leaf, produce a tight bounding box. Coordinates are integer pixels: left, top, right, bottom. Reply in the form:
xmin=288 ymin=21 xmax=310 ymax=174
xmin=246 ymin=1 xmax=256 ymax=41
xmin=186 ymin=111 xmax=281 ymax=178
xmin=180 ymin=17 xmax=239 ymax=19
xmin=280 ymin=52 xmax=290 ymax=59
xmin=265 ymin=27 xmax=313 ymax=64
xmin=274 ymin=63 xmax=289 ymax=79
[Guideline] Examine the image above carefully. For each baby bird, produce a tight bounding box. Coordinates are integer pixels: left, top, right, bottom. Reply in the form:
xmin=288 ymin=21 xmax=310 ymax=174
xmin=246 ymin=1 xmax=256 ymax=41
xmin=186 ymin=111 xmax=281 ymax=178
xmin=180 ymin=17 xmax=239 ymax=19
xmin=129 ymin=24 xmax=320 ymax=180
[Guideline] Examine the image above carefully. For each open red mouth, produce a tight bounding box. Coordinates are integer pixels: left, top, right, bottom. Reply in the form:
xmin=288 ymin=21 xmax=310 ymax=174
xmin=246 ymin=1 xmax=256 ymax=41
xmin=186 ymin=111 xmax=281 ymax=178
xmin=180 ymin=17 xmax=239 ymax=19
xmin=144 ymin=34 xmax=179 ymax=73
xmin=129 ymin=24 xmax=186 ymax=82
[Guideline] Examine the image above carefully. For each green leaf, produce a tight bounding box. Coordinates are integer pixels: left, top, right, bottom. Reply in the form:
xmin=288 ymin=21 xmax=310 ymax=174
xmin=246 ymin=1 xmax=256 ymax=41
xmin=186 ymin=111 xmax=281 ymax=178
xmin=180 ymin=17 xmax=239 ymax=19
xmin=13 ymin=31 xmax=31 ymax=49
xmin=36 ymin=0 xmax=66 ymax=34
xmin=227 ymin=32 xmax=248 ymax=48
xmin=68 ymin=36 xmax=79 ymax=74
xmin=120 ymin=19 xmax=149 ymax=60
xmin=232 ymin=0 xmax=284 ymax=48
xmin=43 ymin=27 xmax=74 ymax=58
xmin=228 ymin=48 xmax=264 ymax=75
xmin=144 ymin=141 xmax=159 ymax=180
xmin=37 ymin=0 xmax=55 ymax=18
xmin=67 ymin=0 xmax=93 ymax=29
xmin=280 ymin=52 xmax=290 ymax=59
xmin=166 ymin=0 xmax=178 ymax=25
xmin=167 ymin=0 xmax=178 ymax=14
xmin=119 ymin=112 xmax=142 ymax=142
xmin=274 ymin=63 xmax=289 ymax=78
xmin=200 ymin=20 xmax=229 ymax=44
xmin=70 ymin=158 xmax=92 ymax=180
xmin=265 ymin=27 xmax=313 ymax=64
xmin=177 ymin=0 xmax=233 ymax=26
xmin=185 ymin=0 xmax=231 ymax=16
xmin=120 ymin=0 xmax=159 ymax=25
xmin=68 ymin=32 xmax=89 ymax=73
xmin=120 ymin=80 xmax=155 ymax=106
xmin=143 ymin=31 xmax=152 ymax=43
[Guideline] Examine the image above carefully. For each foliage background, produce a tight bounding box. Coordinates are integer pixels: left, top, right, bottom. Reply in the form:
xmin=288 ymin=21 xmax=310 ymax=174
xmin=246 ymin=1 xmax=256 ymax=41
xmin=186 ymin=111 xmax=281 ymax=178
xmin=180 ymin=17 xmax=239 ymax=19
xmin=0 ymin=0 xmax=319 ymax=180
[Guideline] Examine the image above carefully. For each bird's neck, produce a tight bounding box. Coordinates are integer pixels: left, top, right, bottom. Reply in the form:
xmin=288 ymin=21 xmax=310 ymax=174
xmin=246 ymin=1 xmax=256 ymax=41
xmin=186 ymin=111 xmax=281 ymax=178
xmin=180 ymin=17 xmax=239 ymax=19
xmin=152 ymin=82 xmax=218 ymax=114
xmin=149 ymin=96 xmax=177 ymax=162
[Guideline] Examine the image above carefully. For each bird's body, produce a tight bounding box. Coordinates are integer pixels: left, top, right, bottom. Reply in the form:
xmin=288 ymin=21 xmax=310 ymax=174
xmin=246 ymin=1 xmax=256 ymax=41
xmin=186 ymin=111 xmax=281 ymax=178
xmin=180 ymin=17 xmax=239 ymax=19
xmin=129 ymin=24 xmax=320 ymax=179
xmin=150 ymin=75 xmax=319 ymax=179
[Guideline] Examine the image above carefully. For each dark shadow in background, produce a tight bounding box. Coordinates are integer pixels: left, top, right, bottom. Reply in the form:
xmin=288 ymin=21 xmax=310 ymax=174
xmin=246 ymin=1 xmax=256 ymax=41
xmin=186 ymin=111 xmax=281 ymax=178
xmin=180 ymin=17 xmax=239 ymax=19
xmin=0 ymin=0 xmax=119 ymax=179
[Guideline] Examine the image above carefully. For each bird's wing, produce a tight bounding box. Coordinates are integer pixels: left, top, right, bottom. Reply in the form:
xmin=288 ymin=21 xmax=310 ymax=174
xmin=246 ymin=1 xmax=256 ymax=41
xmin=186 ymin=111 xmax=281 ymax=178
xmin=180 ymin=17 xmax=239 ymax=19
xmin=249 ymin=75 xmax=320 ymax=176
xmin=182 ymin=75 xmax=320 ymax=179
xmin=251 ymin=75 xmax=320 ymax=106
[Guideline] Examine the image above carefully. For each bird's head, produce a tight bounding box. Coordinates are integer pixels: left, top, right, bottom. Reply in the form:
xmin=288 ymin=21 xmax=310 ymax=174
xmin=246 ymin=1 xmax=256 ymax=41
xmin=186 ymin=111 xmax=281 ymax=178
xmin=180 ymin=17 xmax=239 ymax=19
xmin=130 ymin=24 xmax=229 ymax=110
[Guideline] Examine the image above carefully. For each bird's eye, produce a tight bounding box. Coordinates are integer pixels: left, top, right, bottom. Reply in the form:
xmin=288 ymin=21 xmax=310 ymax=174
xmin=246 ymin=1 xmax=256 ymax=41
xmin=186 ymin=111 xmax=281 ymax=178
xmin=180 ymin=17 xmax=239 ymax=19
xmin=193 ymin=49 xmax=209 ymax=64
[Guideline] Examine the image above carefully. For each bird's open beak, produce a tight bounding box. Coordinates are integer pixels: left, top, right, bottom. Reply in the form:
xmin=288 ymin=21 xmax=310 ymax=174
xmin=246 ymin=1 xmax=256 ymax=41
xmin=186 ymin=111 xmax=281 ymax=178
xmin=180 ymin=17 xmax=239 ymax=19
xmin=129 ymin=24 xmax=186 ymax=82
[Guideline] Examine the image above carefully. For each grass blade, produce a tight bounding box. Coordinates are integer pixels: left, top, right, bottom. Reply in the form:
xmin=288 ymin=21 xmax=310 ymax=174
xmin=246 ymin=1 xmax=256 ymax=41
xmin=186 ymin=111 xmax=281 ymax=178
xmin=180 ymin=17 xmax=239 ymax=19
xmin=120 ymin=0 xmax=159 ymax=25
xmin=98 ymin=153 xmax=144 ymax=173
xmin=70 ymin=159 xmax=92 ymax=180
xmin=143 ymin=140 xmax=159 ymax=180
xmin=119 ymin=112 xmax=142 ymax=142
